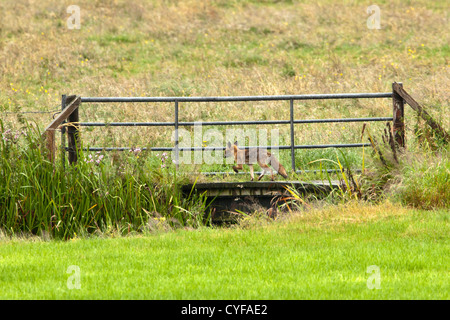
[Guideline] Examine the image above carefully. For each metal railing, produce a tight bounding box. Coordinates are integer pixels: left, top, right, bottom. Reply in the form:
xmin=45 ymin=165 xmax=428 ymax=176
xmin=59 ymin=85 xmax=406 ymax=174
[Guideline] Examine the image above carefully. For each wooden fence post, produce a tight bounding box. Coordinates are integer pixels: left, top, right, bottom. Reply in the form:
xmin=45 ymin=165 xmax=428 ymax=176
xmin=41 ymin=95 xmax=81 ymax=165
xmin=393 ymin=82 xmax=449 ymax=144
xmin=67 ymin=95 xmax=80 ymax=165
xmin=392 ymin=82 xmax=406 ymax=149
xmin=44 ymin=129 xmax=56 ymax=163
xmin=61 ymin=94 xmax=67 ymax=167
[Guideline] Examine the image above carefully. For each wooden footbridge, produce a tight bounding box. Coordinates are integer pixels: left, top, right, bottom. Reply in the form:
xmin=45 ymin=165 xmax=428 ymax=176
xmin=41 ymin=82 xmax=450 ymax=221
xmin=181 ymin=180 xmax=340 ymax=223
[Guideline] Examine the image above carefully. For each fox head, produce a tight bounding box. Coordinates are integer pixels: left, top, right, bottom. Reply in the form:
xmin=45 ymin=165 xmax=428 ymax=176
xmin=224 ymin=141 xmax=238 ymax=158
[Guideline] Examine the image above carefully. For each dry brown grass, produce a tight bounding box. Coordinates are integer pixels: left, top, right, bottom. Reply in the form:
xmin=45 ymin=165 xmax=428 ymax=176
xmin=232 ymin=199 xmax=412 ymax=233
xmin=1 ymin=0 xmax=448 ymax=169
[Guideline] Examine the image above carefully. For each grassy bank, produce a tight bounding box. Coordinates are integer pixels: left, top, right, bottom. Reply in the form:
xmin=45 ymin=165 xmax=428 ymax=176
xmin=0 ymin=202 xmax=448 ymax=299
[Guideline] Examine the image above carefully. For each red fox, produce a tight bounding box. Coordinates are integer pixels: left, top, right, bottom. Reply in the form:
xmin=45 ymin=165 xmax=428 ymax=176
xmin=224 ymin=141 xmax=288 ymax=181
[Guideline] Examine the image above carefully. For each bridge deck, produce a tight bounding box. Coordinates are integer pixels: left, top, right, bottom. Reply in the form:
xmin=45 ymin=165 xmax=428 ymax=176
xmin=182 ymin=180 xmax=340 ymax=197
xmin=182 ymin=180 xmax=341 ymax=223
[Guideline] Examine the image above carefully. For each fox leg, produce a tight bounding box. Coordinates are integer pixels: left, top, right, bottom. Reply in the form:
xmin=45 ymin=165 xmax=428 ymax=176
xmin=257 ymin=160 xmax=266 ymax=180
xmin=266 ymin=167 xmax=275 ymax=181
xmin=257 ymin=161 xmax=275 ymax=181
xmin=232 ymin=164 xmax=243 ymax=173
xmin=249 ymin=164 xmax=255 ymax=181
xmin=257 ymin=170 xmax=265 ymax=181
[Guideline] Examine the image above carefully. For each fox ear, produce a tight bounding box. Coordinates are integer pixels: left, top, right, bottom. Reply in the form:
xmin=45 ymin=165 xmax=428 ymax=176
xmin=227 ymin=141 xmax=231 ymax=148
xmin=234 ymin=141 xmax=238 ymax=146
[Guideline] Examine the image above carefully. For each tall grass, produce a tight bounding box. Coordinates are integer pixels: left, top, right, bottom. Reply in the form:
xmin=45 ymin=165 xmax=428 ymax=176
xmin=0 ymin=121 xmax=212 ymax=240
xmin=359 ymin=122 xmax=449 ymax=209
xmin=277 ymin=121 xmax=449 ymax=210
xmin=393 ymin=147 xmax=449 ymax=209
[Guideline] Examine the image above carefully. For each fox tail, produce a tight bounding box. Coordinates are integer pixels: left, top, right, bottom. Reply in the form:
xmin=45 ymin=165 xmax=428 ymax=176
xmin=269 ymin=156 xmax=288 ymax=179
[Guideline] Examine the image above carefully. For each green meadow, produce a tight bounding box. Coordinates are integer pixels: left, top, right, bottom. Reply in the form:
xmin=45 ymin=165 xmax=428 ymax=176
xmin=0 ymin=0 xmax=449 ymax=300
xmin=1 ymin=203 xmax=448 ymax=299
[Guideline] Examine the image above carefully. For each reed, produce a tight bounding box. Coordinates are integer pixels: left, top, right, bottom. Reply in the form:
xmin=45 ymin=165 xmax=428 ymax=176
xmin=0 ymin=120 xmax=212 ymax=239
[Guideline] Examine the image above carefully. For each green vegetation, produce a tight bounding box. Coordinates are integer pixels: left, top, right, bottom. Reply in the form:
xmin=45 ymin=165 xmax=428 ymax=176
xmin=0 ymin=203 xmax=448 ymax=299
xmin=0 ymin=0 xmax=448 ymax=300
xmin=393 ymin=149 xmax=450 ymax=209
xmin=0 ymin=121 xmax=211 ymax=239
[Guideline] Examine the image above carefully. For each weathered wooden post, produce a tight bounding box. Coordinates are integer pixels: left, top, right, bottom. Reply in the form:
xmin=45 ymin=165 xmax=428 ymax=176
xmin=41 ymin=95 xmax=81 ymax=165
xmin=43 ymin=129 xmax=56 ymax=163
xmin=61 ymin=95 xmax=67 ymax=167
xmin=392 ymin=82 xmax=405 ymax=149
xmin=393 ymin=82 xmax=449 ymax=144
xmin=66 ymin=95 xmax=80 ymax=165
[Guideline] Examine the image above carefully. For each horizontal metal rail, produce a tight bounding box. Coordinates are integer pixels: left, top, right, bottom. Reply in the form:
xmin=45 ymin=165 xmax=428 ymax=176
xmin=79 ymin=143 xmax=370 ymax=152
xmin=81 ymin=92 xmax=392 ymax=103
xmin=78 ymin=117 xmax=393 ymax=127
xmin=62 ymin=87 xmax=404 ymax=174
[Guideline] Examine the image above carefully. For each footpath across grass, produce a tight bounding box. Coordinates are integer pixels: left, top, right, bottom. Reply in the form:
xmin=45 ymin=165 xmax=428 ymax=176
xmin=0 ymin=202 xmax=448 ymax=300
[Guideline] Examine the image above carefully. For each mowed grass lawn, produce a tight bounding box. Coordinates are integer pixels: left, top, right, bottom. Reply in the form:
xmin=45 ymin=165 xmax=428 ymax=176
xmin=0 ymin=202 xmax=448 ymax=300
